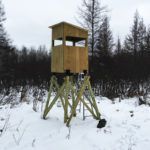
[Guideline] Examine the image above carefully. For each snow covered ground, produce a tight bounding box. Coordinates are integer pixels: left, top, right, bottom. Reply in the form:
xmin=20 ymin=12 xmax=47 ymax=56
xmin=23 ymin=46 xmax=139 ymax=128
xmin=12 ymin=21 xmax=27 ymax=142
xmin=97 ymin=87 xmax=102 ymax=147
xmin=0 ymin=96 xmax=150 ymax=150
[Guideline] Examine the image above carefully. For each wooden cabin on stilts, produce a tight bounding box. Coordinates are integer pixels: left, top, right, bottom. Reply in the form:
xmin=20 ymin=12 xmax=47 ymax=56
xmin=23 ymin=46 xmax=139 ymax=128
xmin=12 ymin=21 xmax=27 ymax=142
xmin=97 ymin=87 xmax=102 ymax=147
xmin=43 ymin=22 xmax=104 ymax=127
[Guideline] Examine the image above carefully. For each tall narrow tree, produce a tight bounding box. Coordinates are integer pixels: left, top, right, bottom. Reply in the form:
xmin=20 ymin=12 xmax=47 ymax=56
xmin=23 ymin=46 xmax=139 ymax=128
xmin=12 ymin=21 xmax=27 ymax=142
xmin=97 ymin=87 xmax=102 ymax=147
xmin=115 ymin=37 xmax=122 ymax=55
xmin=0 ymin=0 xmax=12 ymax=80
xmin=0 ymin=0 xmax=9 ymax=46
xmin=145 ymin=26 xmax=150 ymax=57
xmin=138 ymin=18 xmax=146 ymax=57
xmin=77 ymin=0 xmax=107 ymax=69
xmin=124 ymin=11 xmax=146 ymax=58
xmin=96 ymin=16 xmax=114 ymax=58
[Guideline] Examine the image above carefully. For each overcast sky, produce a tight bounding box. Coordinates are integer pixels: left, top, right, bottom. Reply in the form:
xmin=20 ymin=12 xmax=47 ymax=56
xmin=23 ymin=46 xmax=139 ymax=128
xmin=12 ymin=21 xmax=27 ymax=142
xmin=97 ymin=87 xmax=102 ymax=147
xmin=3 ymin=0 xmax=150 ymax=49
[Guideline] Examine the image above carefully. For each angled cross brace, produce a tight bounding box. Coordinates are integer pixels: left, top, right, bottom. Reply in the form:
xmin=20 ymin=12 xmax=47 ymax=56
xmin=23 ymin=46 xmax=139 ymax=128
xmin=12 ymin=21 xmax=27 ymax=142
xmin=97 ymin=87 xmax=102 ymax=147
xmin=43 ymin=76 xmax=101 ymax=127
xmin=43 ymin=77 xmax=66 ymax=119
xmin=66 ymin=76 xmax=101 ymax=126
xmin=43 ymin=76 xmax=71 ymax=123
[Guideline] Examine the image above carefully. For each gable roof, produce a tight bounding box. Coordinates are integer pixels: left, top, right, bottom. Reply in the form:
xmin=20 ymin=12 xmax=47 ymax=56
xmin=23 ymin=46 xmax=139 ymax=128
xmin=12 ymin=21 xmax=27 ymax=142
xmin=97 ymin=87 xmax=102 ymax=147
xmin=49 ymin=21 xmax=88 ymax=32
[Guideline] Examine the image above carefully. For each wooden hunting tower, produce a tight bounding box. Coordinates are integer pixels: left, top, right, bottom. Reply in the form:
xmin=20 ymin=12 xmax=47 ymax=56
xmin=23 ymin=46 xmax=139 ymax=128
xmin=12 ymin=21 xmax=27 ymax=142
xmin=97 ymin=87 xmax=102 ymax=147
xmin=50 ymin=22 xmax=88 ymax=74
xmin=43 ymin=21 xmax=102 ymax=127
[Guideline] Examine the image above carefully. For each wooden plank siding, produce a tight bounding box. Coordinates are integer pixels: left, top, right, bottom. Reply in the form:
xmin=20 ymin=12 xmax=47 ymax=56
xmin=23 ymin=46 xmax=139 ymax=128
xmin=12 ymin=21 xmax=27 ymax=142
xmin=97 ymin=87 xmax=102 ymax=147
xmin=63 ymin=46 xmax=88 ymax=73
xmin=51 ymin=46 xmax=64 ymax=73
xmin=52 ymin=24 xmax=63 ymax=40
xmin=64 ymin=23 xmax=87 ymax=39
xmin=50 ymin=22 xmax=88 ymax=74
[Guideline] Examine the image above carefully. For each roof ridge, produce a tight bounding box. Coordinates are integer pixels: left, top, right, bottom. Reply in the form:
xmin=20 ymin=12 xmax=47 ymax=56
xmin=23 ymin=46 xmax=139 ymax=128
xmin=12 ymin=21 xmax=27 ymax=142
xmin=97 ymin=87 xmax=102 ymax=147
xmin=49 ymin=21 xmax=88 ymax=31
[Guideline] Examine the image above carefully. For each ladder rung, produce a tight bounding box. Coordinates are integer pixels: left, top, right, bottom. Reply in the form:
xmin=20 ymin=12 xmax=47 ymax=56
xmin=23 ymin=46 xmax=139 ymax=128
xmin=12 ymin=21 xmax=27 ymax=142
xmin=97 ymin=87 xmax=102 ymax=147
xmin=84 ymin=115 xmax=92 ymax=118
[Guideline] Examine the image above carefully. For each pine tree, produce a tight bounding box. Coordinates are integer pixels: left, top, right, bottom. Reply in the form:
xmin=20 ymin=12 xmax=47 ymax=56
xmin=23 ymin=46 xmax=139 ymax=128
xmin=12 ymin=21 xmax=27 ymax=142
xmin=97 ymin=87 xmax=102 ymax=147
xmin=124 ymin=11 xmax=146 ymax=57
xmin=77 ymin=0 xmax=107 ymax=66
xmin=124 ymin=11 xmax=139 ymax=56
xmin=0 ymin=0 xmax=13 ymax=80
xmin=145 ymin=26 xmax=150 ymax=57
xmin=0 ymin=0 xmax=9 ymax=46
xmin=123 ymin=11 xmax=148 ymax=80
xmin=115 ymin=37 xmax=122 ymax=55
xmin=138 ymin=18 xmax=146 ymax=57
xmin=96 ymin=16 xmax=114 ymax=58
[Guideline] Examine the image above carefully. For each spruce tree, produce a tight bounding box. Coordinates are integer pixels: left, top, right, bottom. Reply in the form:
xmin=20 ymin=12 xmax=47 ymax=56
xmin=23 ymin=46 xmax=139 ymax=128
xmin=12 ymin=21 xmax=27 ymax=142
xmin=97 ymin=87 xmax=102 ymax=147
xmin=0 ymin=0 xmax=13 ymax=80
xmin=96 ymin=16 xmax=114 ymax=58
xmin=0 ymin=0 xmax=9 ymax=46
xmin=77 ymin=0 xmax=107 ymax=69
xmin=115 ymin=37 xmax=122 ymax=55
xmin=138 ymin=18 xmax=146 ymax=57
xmin=145 ymin=26 xmax=150 ymax=57
xmin=124 ymin=11 xmax=146 ymax=57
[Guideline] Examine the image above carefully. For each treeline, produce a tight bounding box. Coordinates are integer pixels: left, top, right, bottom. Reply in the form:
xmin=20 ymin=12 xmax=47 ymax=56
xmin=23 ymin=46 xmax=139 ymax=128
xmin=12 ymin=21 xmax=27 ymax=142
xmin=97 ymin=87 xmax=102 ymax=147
xmin=0 ymin=46 xmax=51 ymax=85
xmin=1 ymin=0 xmax=150 ymax=98
xmin=13 ymin=46 xmax=51 ymax=83
xmin=0 ymin=1 xmax=50 ymax=86
xmin=78 ymin=1 xmax=150 ymax=83
xmin=92 ymin=12 xmax=150 ymax=82
xmin=78 ymin=0 xmax=150 ymax=98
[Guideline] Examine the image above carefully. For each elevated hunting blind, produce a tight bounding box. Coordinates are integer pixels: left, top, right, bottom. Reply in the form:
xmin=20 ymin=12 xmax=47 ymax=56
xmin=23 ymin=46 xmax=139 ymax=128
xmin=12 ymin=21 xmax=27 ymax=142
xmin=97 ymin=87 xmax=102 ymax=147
xmin=50 ymin=22 xmax=88 ymax=74
xmin=43 ymin=22 xmax=102 ymax=128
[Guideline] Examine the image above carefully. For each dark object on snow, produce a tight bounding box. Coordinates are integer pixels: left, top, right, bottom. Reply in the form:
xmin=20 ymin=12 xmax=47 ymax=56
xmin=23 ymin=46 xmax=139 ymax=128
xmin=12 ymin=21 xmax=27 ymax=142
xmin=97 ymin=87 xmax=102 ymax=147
xmin=97 ymin=119 xmax=107 ymax=128
xmin=129 ymin=110 xmax=134 ymax=117
xmin=0 ymin=129 xmax=3 ymax=133
xmin=139 ymin=97 xmax=146 ymax=105
xmin=130 ymin=114 xmax=134 ymax=117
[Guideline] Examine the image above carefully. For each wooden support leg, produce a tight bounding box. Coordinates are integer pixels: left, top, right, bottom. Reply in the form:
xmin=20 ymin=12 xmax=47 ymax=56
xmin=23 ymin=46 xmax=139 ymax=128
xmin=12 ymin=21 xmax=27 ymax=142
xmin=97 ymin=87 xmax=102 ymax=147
xmin=43 ymin=82 xmax=66 ymax=119
xmin=64 ymin=76 xmax=69 ymax=123
xmin=66 ymin=76 xmax=89 ymax=126
xmin=53 ymin=78 xmax=65 ymax=111
xmin=87 ymin=81 xmax=101 ymax=119
xmin=43 ymin=76 xmax=55 ymax=118
xmin=69 ymin=82 xmax=77 ymax=116
xmin=43 ymin=75 xmax=101 ymax=127
xmin=80 ymin=97 xmax=97 ymax=119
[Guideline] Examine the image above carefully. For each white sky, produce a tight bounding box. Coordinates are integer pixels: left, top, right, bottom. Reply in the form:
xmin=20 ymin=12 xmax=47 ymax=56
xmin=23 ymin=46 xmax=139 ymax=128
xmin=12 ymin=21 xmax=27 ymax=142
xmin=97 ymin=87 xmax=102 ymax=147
xmin=3 ymin=0 xmax=150 ymax=49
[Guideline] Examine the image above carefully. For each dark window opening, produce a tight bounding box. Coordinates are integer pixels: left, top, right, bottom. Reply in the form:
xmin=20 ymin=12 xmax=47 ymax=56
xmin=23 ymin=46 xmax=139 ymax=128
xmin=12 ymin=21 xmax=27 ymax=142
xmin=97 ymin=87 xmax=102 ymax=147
xmin=65 ymin=36 xmax=86 ymax=47
xmin=53 ymin=37 xmax=63 ymax=47
xmin=52 ymin=37 xmax=87 ymax=47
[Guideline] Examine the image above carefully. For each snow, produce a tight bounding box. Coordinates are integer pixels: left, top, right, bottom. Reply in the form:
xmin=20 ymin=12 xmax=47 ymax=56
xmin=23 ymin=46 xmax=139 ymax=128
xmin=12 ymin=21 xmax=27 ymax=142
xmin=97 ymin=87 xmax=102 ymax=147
xmin=0 ymin=96 xmax=150 ymax=150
